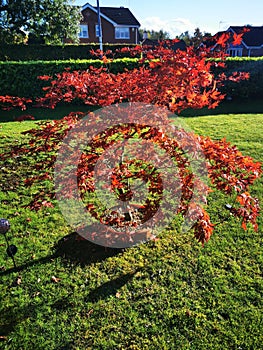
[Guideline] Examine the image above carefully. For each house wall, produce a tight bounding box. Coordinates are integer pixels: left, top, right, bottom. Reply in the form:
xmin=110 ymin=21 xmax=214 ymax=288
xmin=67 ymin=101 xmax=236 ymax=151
xmin=223 ymin=45 xmax=263 ymax=57
xmin=240 ymin=47 xmax=263 ymax=57
xmin=79 ymin=8 xmax=139 ymax=44
xmin=241 ymin=47 xmax=248 ymax=56
xmin=249 ymin=47 xmax=263 ymax=57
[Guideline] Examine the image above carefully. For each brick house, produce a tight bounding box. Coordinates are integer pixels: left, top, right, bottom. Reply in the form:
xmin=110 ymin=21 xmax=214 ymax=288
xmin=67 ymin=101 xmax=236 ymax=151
xmin=211 ymin=26 xmax=263 ymax=57
xmin=79 ymin=3 xmax=141 ymax=44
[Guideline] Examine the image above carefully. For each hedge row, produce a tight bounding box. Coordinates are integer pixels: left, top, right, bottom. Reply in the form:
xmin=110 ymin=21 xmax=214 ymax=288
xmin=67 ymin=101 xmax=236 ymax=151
xmin=0 ymin=58 xmax=139 ymax=98
xmin=0 ymin=57 xmax=262 ymax=100
xmin=0 ymin=44 xmax=139 ymax=61
xmin=219 ymin=57 xmax=263 ymax=98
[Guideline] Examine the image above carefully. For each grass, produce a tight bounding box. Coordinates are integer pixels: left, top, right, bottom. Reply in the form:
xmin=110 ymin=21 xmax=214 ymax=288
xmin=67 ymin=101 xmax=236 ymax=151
xmin=0 ymin=112 xmax=262 ymax=350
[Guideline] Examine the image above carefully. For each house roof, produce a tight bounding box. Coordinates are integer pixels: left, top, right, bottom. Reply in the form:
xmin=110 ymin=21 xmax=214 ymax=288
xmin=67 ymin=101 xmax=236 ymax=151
xmin=82 ymin=3 xmax=140 ymax=27
xmin=229 ymin=26 xmax=263 ymax=47
xmin=100 ymin=7 xmax=140 ymax=27
xmin=204 ymin=26 xmax=263 ymax=50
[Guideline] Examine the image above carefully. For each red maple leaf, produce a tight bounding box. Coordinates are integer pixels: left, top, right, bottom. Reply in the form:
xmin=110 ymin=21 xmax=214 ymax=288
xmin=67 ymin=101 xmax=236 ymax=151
xmin=243 ymin=26 xmax=251 ymax=33
xmin=232 ymin=33 xmax=243 ymax=46
xmin=216 ymin=32 xmax=230 ymax=47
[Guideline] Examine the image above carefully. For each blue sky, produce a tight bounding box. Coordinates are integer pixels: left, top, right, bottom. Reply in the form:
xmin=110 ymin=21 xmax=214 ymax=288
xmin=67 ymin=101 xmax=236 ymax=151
xmin=74 ymin=0 xmax=263 ymax=37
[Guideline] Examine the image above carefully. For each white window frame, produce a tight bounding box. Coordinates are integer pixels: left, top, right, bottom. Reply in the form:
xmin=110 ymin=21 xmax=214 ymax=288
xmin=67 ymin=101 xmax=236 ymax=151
xmin=115 ymin=27 xmax=130 ymax=39
xmin=79 ymin=24 xmax=89 ymax=38
xmin=227 ymin=48 xmax=243 ymax=57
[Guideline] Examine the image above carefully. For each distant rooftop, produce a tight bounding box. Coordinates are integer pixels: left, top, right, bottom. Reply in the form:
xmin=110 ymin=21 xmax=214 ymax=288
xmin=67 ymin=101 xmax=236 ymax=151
xmin=82 ymin=3 xmax=140 ymax=27
xmin=229 ymin=26 xmax=263 ymax=46
xmin=100 ymin=7 xmax=140 ymax=26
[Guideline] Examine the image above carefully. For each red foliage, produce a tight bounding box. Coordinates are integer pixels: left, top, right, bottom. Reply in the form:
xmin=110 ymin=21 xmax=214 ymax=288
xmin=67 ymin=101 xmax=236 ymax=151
xmin=1 ymin=110 xmax=261 ymax=245
xmin=216 ymin=32 xmax=230 ymax=47
xmin=232 ymin=32 xmax=243 ymax=46
xmin=0 ymin=41 xmax=261 ymax=246
xmin=199 ymin=136 xmax=261 ymax=232
xmin=14 ymin=114 xmax=35 ymax=122
xmin=0 ymin=96 xmax=32 ymax=111
xmin=32 ymin=43 xmax=249 ymax=113
xmin=214 ymin=27 xmax=248 ymax=49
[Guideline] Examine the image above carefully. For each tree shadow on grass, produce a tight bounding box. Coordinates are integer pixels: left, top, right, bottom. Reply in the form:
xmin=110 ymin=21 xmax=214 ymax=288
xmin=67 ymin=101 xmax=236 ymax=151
xmin=0 ymin=270 xmax=137 ymax=342
xmin=54 ymin=232 xmax=125 ymax=266
xmin=0 ymin=232 xmax=134 ymax=341
xmin=0 ymin=232 xmax=124 ymax=276
xmin=86 ymin=271 xmax=138 ymax=302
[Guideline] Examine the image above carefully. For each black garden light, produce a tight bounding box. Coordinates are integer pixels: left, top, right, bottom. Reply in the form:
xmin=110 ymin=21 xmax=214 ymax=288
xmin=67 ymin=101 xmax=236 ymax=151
xmin=0 ymin=218 xmax=17 ymax=268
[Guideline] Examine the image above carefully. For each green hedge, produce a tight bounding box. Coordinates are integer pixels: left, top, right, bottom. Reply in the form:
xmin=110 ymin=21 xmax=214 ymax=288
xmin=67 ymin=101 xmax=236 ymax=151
xmin=0 ymin=44 xmax=139 ymax=61
xmin=0 ymin=56 xmax=262 ymax=100
xmin=0 ymin=58 xmax=140 ymax=98
xmin=219 ymin=57 xmax=263 ymax=98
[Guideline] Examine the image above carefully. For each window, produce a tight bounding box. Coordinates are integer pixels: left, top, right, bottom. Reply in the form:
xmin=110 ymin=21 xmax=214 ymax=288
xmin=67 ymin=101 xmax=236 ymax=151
xmin=115 ymin=27 xmax=130 ymax=39
xmin=95 ymin=24 xmax=100 ymax=37
xmin=79 ymin=24 xmax=89 ymax=38
xmin=227 ymin=48 xmax=243 ymax=57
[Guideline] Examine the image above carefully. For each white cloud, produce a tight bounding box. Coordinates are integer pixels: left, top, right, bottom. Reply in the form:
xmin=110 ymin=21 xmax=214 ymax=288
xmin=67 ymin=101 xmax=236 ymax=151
xmin=140 ymin=16 xmax=196 ymax=38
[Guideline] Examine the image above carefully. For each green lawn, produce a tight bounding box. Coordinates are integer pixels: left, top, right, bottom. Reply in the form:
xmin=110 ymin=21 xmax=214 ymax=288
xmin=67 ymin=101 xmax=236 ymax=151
xmin=0 ymin=113 xmax=262 ymax=350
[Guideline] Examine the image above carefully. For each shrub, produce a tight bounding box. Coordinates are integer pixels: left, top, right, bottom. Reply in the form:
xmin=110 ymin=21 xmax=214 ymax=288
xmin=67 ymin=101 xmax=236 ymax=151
xmin=213 ymin=57 xmax=263 ymax=98
xmin=0 ymin=58 xmax=140 ymax=98
xmin=1 ymin=56 xmax=263 ymax=100
xmin=0 ymin=44 xmax=139 ymax=61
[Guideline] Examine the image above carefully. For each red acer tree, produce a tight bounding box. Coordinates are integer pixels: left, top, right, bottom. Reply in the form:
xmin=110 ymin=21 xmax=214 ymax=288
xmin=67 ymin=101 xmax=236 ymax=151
xmin=0 ymin=34 xmax=261 ymax=246
xmin=34 ymin=40 xmax=249 ymax=112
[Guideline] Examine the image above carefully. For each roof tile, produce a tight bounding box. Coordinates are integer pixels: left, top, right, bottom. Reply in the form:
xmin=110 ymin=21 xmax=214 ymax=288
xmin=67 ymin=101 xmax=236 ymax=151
xmin=100 ymin=7 xmax=140 ymax=26
xmin=230 ymin=26 xmax=263 ymax=46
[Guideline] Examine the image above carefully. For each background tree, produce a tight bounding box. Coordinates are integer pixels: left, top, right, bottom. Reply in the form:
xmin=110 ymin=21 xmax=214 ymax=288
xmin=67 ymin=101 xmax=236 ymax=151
xmin=192 ymin=28 xmax=212 ymax=48
xmin=177 ymin=28 xmax=212 ymax=47
xmin=177 ymin=30 xmax=191 ymax=45
xmin=191 ymin=27 xmax=204 ymax=47
xmin=0 ymin=0 xmax=82 ymax=44
xmin=140 ymin=29 xmax=170 ymax=41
